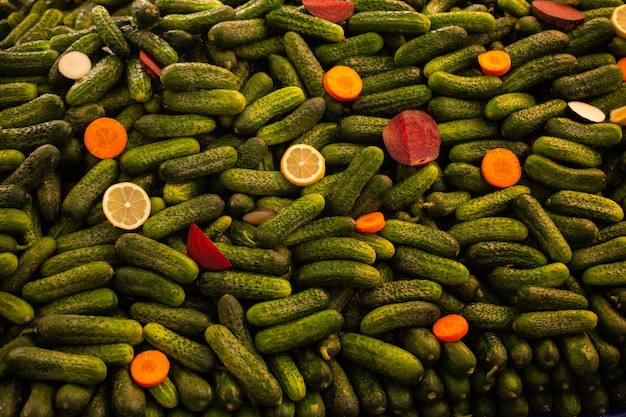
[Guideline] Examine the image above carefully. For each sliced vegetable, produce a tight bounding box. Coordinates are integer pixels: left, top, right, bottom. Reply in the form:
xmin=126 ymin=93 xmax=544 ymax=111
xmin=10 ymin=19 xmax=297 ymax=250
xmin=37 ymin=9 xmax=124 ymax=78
xmin=567 ymin=101 xmax=605 ymax=123
xmin=139 ymin=49 xmax=163 ymax=79
xmin=323 ymin=65 xmax=363 ymax=102
xmin=186 ymin=223 xmax=231 ymax=271
xmin=84 ymin=117 xmax=128 ymax=159
xmin=432 ymin=314 xmax=469 ymax=342
xmin=480 ymin=147 xmax=522 ymax=188
xmin=302 ymin=0 xmax=355 ymax=24
xmin=478 ymin=50 xmax=511 ymax=77
xmin=57 ymin=51 xmax=92 ymax=80
xmin=531 ymin=0 xmax=585 ymax=31
xmin=617 ymin=56 xmax=626 ymax=81
xmin=130 ymin=349 xmax=170 ymax=388
xmin=382 ymin=109 xmax=441 ymax=167
xmin=355 ymin=211 xmax=385 ymax=233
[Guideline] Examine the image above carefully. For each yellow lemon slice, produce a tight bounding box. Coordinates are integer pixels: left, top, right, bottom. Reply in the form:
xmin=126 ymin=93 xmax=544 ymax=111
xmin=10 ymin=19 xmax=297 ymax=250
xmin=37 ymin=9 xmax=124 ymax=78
xmin=280 ymin=144 xmax=326 ymax=186
xmin=610 ymin=105 xmax=626 ymax=126
xmin=611 ymin=4 xmax=626 ymax=39
xmin=102 ymin=182 xmax=151 ymax=230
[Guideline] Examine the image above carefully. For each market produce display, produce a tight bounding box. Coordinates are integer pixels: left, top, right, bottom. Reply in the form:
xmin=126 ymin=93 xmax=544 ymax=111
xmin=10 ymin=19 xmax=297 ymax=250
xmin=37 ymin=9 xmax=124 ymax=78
xmin=3 ymin=0 xmax=626 ymax=416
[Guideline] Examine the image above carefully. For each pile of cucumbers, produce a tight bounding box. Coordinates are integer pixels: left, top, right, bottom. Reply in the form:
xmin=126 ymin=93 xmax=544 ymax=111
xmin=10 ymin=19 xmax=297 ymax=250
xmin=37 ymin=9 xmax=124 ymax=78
xmin=3 ymin=0 xmax=626 ymax=416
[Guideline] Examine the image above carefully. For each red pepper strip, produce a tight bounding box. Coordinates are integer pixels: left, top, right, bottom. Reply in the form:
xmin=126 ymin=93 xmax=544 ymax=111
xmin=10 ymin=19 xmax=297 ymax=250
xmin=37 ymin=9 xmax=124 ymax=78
xmin=139 ymin=49 xmax=162 ymax=79
xmin=186 ymin=223 xmax=231 ymax=271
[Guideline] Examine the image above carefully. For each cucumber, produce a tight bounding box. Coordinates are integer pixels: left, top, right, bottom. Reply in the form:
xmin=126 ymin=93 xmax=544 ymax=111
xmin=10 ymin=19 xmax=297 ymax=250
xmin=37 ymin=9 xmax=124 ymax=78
xmin=205 ymin=324 xmax=283 ymax=407
xmin=254 ymin=308 xmax=344 ymax=354
xmin=394 ymin=25 xmax=468 ymax=67
xmin=160 ymin=62 xmax=238 ymax=91
xmin=6 ymin=346 xmax=107 ymax=385
xmin=37 ymin=287 xmax=118 ymax=317
xmin=484 ymin=92 xmax=536 ymax=121
xmin=351 ymin=84 xmax=433 ymax=117
xmin=455 ymin=185 xmax=531 ymax=222
xmin=91 ymin=5 xmax=129 ymax=58
xmin=266 ymin=6 xmax=344 ymax=42
xmin=169 ymin=361 xmax=213 ymax=412
xmin=428 ymin=71 xmax=504 ymax=100
xmin=20 ymin=381 xmax=57 ymax=417
xmin=54 ymin=342 xmax=134 ymax=367
xmin=110 ymin=365 xmax=146 ymax=417
xmin=360 ymin=300 xmax=441 ymax=335
xmin=550 ymin=64 xmax=623 ymax=101
xmin=214 ymin=242 xmax=290 ymax=275
xmin=565 ymin=17 xmax=615 ymax=56
xmin=543 ymin=116 xmax=623 ymax=147
xmin=143 ymin=321 xmax=215 ymax=373
xmin=291 ymin=235 xmax=376 ymax=264
xmin=340 ymin=332 xmax=424 ymax=385
xmin=147 ymin=376 xmax=178 ymax=409
xmin=0 ymin=290 xmax=34 ymax=325
xmin=254 ymin=192 xmax=325 ymax=248
xmin=113 ymin=266 xmax=186 ymax=307
xmin=502 ymin=53 xmax=578 ymax=93
xmin=246 ymin=287 xmax=329 ymax=327
xmin=360 ymin=279 xmax=442 ymax=308
xmin=512 ymin=309 xmax=599 ymax=338
xmin=513 ymin=286 xmax=589 ymax=311
xmin=256 ymin=96 xmax=327 ymax=145
xmin=21 ymin=260 xmax=114 ymax=304
xmin=545 ymin=190 xmax=624 ymax=223
xmin=447 ymin=216 xmax=528 ymax=247
xmin=133 ymin=114 xmax=217 ymax=140
xmin=40 ymin=244 xmax=120 ymax=277
xmin=0 ymin=235 xmax=56 ymax=295
xmin=115 ymin=233 xmax=199 ymax=284
xmin=569 ymin=236 xmax=626 ymax=272
xmin=486 ymin=262 xmax=570 ymax=292
xmin=198 ymin=269 xmax=292 ymax=299
xmin=347 ymin=10 xmax=431 ymax=34
xmin=35 ymin=313 xmax=143 ymax=345
xmin=463 ymin=241 xmax=548 ymax=269
xmin=428 ymin=10 xmax=495 ymax=32
xmin=531 ymin=135 xmax=602 ymax=168
xmin=389 ymin=244 xmax=469 ymax=286
xmin=142 ymin=193 xmax=225 ymax=240
xmin=314 ymin=31 xmax=384 ymax=65
xmin=504 ymin=29 xmax=571 ymax=68
xmin=293 ymin=259 xmax=382 ymax=288
xmin=501 ymin=98 xmax=568 ymax=140
xmin=0 ymin=93 xmax=65 ymax=128
xmin=233 ymin=86 xmax=306 ymax=135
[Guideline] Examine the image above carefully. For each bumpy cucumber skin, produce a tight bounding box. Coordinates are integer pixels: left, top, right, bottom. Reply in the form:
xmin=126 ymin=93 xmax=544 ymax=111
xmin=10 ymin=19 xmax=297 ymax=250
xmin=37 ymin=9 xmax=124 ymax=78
xmin=512 ymin=310 xmax=598 ymax=338
xmin=205 ymin=324 xmax=283 ymax=407
xmin=7 ymin=346 xmax=107 ymax=385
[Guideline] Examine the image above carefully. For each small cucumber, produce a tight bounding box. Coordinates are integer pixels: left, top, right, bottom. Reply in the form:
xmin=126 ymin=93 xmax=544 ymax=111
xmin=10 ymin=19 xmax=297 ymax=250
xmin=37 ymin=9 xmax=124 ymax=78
xmin=512 ymin=309 xmax=598 ymax=338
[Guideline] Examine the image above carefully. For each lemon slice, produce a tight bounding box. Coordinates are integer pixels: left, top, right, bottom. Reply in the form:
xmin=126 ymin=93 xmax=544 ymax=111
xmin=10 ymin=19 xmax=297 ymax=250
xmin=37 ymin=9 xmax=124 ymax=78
xmin=102 ymin=182 xmax=151 ymax=230
xmin=610 ymin=105 xmax=626 ymax=126
xmin=611 ymin=4 xmax=626 ymax=39
xmin=280 ymin=144 xmax=326 ymax=186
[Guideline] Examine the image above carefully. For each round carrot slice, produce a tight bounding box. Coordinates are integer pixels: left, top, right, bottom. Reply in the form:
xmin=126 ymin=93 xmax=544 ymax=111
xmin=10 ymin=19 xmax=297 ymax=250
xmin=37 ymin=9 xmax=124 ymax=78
xmin=84 ymin=117 xmax=128 ymax=159
xmin=323 ymin=65 xmax=363 ymax=101
xmin=480 ymin=147 xmax=522 ymax=188
xmin=130 ymin=349 xmax=170 ymax=388
xmin=355 ymin=211 xmax=386 ymax=233
xmin=432 ymin=314 xmax=469 ymax=342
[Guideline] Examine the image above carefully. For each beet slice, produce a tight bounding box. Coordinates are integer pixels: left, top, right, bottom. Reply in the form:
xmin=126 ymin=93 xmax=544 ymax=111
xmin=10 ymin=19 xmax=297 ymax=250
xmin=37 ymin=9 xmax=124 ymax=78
xmin=531 ymin=1 xmax=585 ymax=31
xmin=302 ymin=0 xmax=355 ymax=24
xmin=382 ymin=109 xmax=441 ymax=167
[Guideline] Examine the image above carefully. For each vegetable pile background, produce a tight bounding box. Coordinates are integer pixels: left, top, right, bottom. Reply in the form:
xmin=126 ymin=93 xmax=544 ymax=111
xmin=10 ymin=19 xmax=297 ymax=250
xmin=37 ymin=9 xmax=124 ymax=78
xmin=4 ymin=0 xmax=626 ymax=416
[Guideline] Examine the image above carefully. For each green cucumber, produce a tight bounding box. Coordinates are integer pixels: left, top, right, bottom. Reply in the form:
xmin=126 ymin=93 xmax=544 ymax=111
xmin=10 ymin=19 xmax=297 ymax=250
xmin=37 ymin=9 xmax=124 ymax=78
xmin=502 ymin=53 xmax=578 ymax=93
xmin=512 ymin=309 xmax=598 ymax=338
xmin=360 ymin=300 xmax=441 ymax=335
xmin=455 ymin=185 xmax=531 ymax=221
xmin=394 ymin=25 xmax=468 ymax=67
xmin=37 ymin=287 xmax=118 ymax=317
xmin=545 ymin=190 xmax=624 ymax=223
xmin=162 ymin=89 xmax=247 ymax=117
xmin=21 ymin=260 xmax=113 ymax=304
xmin=35 ymin=313 xmax=143 ymax=345
xmin=113 ymin=266 xmax=186 ymax=308
xmin=142 ymin=193 xmax=225 ymax=240
xmin=543 ymin=116 xmax=623 ymax=147
xmin=501 ymin=98 xmax=568 ymax=140
xmin=347 ymin=10 xmax=431 ymax=34
xmin=339 ymin=332 xmax=424 ymax=385
xmin=266 ymin=6 xmax=344 ymax=42
xmin=486 ymin=262 xmax=570 ymax=292
xmin=292 ymin=259 xmax=382 ymax=288
xmin=115 ymin=233 xmax=199 ymax=284
xmin=205 ymin=324 xmax=283 ymax=407
xmin=7 ymin=346 xmax=107 ymax=385
xmin=428 ymin=71 xmax=504 ymax=100
xmin=389 ymin=245 xmax=469 ymax=286
xmin=198 ymin=269 xmax=292 ymax=299
xmin=143 ymin=321 xmax=216 ymax=373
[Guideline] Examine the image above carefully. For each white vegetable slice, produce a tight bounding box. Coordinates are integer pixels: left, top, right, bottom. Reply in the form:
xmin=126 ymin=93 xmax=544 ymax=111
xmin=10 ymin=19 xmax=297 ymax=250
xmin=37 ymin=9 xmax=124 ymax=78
xmin=567 ymin=101 xmax=606 ymax=123
xmin=57 ymin=51 xmax=92 ymax=80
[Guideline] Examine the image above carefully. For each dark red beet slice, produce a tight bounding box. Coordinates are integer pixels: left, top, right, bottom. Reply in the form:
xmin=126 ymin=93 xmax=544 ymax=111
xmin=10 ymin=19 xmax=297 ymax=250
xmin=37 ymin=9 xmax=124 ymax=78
xmin=531 ymin=1 xmax=585 ymax=31
xmin=186 ymin=223 xmax=231 ymax=271
xmin=382 ymin=109 xmax=441 ymax=167
xmin=302 ymin=0 xmax=355 ymax=24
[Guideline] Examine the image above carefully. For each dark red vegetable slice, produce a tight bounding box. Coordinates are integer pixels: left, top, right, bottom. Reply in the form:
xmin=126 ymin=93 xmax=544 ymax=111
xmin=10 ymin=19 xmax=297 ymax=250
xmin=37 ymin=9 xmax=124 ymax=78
xmin=186 ymin=223 xmax=231 ymax=271
xmin=302 ymin=0 xmax=355 ymax=24
xmin=531 ymin=1 xmax=585 ymax=31
xmin=382 ymin=109 xmax=441 ymax=167
xmin=139 ymin=49 xmax=163 ymax=79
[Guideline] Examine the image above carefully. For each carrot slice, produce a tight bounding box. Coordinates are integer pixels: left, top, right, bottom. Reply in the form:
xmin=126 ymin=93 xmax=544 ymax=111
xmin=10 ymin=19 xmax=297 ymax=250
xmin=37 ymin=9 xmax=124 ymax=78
xmin=84 ymin=117 xmax=128 ymax=159
xmin=478 ymin=50 xmax=511 ymax=77
xmin=432 ymin=314 xmax=469 ymax=342
xmin=355 ymin=211 xmax=386 ymax=233
xmin=130 ymin=349 xmax=170 ymax=388
xmin=617 ymin=57 xmax=626 ymax=82
xmin=480 ymin=147 xmax=522 ymax=188
xmin=323 ymin=65 xmax=363 ymax=101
